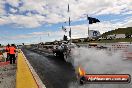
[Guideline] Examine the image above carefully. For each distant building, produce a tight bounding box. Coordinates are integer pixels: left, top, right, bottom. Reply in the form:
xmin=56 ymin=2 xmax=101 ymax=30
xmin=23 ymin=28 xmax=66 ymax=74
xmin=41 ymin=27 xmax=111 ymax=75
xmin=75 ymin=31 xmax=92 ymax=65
xmin=98 ymin=37 xmax=107 ymax=40
xmin=106 ymin=34 xmax=126 ymax=39
xmin=107 ymin=34 xmax=116 ymax=39
xmin=89 ymin=30 xmax=101 ymax=38
xmin=115 ymin=34 xmax=126 ymax=38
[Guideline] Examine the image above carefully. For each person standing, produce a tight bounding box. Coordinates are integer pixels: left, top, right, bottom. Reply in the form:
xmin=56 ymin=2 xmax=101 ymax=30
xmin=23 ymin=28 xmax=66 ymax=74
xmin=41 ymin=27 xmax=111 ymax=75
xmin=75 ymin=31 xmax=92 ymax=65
xmin=5 ymin=44 xmax=10 ymax=62
xmin=9 ymin=44 xmax=16 ymax=64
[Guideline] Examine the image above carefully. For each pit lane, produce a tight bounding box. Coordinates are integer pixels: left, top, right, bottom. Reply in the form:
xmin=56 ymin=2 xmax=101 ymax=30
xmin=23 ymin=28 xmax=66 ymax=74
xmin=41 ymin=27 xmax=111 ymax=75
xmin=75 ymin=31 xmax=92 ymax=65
xmin=21 ymin=47 xmax=77 ymax=88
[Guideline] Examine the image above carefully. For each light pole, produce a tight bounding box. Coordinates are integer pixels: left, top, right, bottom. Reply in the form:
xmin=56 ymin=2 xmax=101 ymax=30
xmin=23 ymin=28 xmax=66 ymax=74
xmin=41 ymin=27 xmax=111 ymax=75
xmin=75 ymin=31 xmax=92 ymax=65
xmin=68 ymin=2 xmax=72 ymax=44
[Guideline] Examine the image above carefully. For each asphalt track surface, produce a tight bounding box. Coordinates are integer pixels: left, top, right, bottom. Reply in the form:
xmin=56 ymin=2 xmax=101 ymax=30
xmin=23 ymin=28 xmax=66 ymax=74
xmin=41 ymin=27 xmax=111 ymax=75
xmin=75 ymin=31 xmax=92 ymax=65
xmin=21 ymin=48 xmax=77 ymax=88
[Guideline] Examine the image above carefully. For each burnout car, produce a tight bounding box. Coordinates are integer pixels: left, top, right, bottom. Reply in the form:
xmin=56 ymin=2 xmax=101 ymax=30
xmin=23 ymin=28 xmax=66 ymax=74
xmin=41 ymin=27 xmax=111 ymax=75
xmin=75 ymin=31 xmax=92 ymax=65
xmin=53 ymin=43 xmax=78 ymax=62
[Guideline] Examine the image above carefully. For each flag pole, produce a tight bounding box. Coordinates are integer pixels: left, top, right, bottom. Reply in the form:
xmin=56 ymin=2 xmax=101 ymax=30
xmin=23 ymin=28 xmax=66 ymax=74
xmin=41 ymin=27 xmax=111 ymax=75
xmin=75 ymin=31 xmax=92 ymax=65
xmin=87 ymin=16 xmax=100 ymax=39
xmin=87 ymin=15 xmax=89 ymax=39
xmin=88 ymin=22 xmax=89 ymax=38
xmin=69 ymin=17 xmax=72 ymax=44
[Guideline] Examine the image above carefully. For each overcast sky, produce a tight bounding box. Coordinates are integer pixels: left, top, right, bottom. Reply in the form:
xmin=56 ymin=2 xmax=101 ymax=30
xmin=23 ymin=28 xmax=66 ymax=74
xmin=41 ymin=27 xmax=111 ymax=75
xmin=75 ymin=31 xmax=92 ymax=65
xmin=0 ymin=0 xmax=132 ymax=44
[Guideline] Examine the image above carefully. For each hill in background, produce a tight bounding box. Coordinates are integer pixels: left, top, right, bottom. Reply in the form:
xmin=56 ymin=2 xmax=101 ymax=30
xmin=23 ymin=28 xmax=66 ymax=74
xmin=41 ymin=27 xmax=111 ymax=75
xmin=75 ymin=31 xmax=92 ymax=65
xmin=101 ymin=27 xmax=132 ymax=37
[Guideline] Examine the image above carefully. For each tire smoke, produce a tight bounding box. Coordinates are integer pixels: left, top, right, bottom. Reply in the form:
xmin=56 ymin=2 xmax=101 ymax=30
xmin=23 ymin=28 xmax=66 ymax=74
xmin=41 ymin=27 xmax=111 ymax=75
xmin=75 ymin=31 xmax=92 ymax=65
xmin=69 ymin=47 xmax=132 ymax=88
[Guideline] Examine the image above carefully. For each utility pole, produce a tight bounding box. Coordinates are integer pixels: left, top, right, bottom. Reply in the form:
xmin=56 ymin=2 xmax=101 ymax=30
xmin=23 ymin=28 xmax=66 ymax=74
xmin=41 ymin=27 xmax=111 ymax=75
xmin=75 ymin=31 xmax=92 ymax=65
xmin=68 ymin=2 xmax=72 ymax=44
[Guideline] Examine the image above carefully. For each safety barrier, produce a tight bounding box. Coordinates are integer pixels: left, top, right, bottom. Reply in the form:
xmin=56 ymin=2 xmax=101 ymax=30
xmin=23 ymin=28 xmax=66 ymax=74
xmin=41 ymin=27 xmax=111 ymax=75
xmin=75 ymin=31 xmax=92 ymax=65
xmin=123 ymin=50 xmax=132 ymax=59
xmin=16 ymin=50 xmax=46 ymax=88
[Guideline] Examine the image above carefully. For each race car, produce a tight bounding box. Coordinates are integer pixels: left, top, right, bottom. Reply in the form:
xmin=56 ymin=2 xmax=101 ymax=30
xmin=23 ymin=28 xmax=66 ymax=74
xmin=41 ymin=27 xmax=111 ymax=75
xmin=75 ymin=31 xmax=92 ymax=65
xmin=53 ymin=43 xmax=78 ymax=62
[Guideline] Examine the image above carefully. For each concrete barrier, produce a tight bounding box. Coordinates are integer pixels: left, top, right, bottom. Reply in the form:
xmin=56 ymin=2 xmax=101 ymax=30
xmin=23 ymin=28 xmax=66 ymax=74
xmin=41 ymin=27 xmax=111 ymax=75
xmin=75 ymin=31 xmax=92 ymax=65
xmin=16 ymin=50 xmax=46 ymax=88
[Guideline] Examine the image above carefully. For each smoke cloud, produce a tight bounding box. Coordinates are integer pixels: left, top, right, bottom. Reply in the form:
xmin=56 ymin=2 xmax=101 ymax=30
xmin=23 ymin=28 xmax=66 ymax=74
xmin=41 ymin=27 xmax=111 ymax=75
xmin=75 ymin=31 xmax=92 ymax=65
xmin=69 ymin=47 xmax=132 ymax=88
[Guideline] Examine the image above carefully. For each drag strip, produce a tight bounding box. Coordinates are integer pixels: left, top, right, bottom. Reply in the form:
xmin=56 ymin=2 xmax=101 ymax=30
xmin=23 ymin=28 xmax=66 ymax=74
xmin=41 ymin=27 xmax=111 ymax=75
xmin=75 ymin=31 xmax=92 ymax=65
xmin=21 ymin=48 xmax=77 ymax=88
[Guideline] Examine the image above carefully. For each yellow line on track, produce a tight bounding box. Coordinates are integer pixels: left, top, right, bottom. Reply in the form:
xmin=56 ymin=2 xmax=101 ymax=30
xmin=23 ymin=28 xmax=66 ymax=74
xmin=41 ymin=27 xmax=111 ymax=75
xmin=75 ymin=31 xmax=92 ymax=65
xmin=16 ymin=52 xmax=38 ymax=88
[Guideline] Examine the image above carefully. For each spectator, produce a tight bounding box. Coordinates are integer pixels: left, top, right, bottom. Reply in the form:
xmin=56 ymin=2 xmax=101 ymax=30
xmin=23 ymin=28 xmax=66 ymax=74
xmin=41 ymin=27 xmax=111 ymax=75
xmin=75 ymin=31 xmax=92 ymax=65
xmin=5 ymin=44 xmax=10 ymax=62
xmin=9 ymin=44 xmax=16 ymax=64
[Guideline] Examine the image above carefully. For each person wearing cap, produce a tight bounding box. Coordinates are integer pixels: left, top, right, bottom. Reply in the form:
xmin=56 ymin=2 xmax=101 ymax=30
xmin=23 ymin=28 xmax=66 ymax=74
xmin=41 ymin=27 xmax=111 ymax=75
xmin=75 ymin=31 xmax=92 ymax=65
xmin=9 ymin=44 xmax=16 ymax=64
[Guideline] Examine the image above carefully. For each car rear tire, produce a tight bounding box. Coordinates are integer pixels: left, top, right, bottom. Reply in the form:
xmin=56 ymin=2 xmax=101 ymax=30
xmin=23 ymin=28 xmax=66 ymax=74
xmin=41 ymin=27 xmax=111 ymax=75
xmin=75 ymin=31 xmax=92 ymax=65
xmin=63 ymin=52 xmax=68 ymax=62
